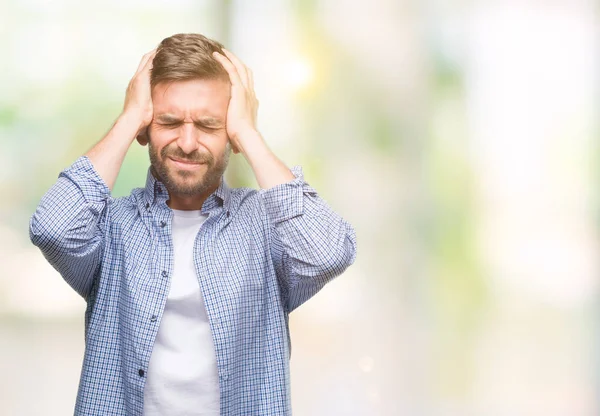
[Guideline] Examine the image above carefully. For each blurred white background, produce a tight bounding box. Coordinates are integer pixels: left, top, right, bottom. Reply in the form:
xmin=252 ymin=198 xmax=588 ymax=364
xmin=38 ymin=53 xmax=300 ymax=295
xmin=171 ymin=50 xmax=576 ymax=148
xmin=0 ymin=0 xmax=599 ymax=415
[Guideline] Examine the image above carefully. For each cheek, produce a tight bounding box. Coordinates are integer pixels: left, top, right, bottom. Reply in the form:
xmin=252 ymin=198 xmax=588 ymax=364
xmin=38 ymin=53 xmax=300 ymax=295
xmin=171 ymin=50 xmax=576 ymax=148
xmin=201 ymin=131 xmax=228 ymax=151
xmin=150 ymin=125 xmax=175 ymax=141
xmin=148 ymin=128 xmax=175 ymax=154
xmin=148 ymin=140 xmax=169 ymax=162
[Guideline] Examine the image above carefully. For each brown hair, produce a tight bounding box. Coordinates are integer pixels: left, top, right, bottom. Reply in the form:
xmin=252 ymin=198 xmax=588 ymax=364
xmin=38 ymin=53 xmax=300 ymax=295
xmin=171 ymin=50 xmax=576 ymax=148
xmin=151 ymin=33 xmax=228 ymax=88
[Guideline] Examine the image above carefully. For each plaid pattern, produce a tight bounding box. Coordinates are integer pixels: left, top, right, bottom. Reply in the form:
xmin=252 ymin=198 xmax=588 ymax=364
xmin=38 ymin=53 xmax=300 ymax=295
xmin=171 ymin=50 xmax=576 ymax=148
xmin=30 ymin=156 xmax=357 ymax=416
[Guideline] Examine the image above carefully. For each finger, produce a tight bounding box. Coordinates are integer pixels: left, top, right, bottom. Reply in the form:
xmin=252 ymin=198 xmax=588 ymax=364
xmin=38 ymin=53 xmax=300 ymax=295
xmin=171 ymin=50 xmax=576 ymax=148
xmin=135 ymin=49 xmax=157 ymax=75
xmin=136 ymin=51 xmax=156 ymax=85
xmin=135 ymin=52 xmax=152 ymax=74
xmin=212 ymin=51 xmax=245 ymax=88
xmin=142 ymin=51 xmax=156 ymax=74
xmin=221 ymin=49 xmax=250 ymax=89
xmin=247 ymin=67 xmax=255 ymax=93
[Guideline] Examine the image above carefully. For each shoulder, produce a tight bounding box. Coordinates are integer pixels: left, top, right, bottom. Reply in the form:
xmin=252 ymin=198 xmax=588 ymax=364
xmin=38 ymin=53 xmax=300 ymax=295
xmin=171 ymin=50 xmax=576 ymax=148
xmin=107 ymin=187 xmax=145 ymax=220
xmin=229 ymin=186 xmax=262 ymax=213
xmin=227 ymin=187 xmax=277 ymax=225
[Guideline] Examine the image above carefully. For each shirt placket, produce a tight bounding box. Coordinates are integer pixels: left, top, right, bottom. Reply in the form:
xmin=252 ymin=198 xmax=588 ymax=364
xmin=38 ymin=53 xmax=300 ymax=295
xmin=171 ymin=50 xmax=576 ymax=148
xmin=133 ymin=200 xmax=174 ymax=410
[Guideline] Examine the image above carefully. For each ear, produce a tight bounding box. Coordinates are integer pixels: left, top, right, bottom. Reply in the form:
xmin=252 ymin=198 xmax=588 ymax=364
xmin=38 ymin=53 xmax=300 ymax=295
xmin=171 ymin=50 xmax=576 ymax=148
xmin=136 ymin=135 xmax=148 ymax=146
xmin=228 ymin=137 xmax=240 ymax=154
xmin=136 ymin=127 xmax=149 ymax=146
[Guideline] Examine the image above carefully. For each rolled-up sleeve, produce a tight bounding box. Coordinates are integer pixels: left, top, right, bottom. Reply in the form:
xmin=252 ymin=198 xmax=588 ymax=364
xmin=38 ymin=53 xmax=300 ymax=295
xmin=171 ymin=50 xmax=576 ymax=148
xmin=261 ymin=166 xmax=357 ymax=312
xmin=29 ymin=156 xmax=110 ymax=299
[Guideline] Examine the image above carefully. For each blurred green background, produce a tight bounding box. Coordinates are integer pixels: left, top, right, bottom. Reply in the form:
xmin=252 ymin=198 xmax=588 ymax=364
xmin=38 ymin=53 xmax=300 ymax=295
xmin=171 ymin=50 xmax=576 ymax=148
xmin=0 ymin=0 xmax=599 ymax=415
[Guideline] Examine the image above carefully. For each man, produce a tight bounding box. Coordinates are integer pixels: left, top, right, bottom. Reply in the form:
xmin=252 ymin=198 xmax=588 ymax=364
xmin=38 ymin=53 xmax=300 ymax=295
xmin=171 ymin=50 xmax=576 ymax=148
xmin=29 ymin=33 xmax=356 ymax=416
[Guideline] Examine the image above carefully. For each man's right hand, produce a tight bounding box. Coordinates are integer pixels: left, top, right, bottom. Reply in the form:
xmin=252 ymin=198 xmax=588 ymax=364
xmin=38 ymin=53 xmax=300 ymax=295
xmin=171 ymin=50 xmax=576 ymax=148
xmin=123 ymin=49 xmax=156 ymax=145
xmin=84 ymin=49 xmax=157 ymax=190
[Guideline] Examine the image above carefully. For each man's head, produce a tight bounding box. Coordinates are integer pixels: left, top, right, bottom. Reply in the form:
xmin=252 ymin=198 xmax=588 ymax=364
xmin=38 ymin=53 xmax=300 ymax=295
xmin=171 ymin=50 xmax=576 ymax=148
xmin=144 ymin=33 xmax=231 ymax=200
xmin=151 ymin=33 xmax=228 ymax=88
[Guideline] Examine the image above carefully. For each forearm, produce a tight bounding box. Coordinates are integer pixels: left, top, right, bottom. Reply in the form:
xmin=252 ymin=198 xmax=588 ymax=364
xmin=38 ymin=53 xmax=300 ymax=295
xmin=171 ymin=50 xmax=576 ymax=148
xmin=240 ymin=130 xmax=294 ymax=189
xmin=85 ymin=111 xmax=143 ymax=191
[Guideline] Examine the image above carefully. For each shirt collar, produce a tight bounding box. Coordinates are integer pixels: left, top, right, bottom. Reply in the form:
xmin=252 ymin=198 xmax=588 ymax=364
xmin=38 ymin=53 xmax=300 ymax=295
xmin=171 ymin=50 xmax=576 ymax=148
xmin=142 ymin=167 xmax=232 ymax=214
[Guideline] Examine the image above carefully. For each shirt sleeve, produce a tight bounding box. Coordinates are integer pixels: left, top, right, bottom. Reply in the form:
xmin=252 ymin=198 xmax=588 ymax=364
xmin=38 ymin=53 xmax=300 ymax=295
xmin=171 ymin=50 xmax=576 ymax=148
xmin=29 ymin=156 xmax=111 ymax=299
xmin=260 ymin=166 xmax=357 ymax=312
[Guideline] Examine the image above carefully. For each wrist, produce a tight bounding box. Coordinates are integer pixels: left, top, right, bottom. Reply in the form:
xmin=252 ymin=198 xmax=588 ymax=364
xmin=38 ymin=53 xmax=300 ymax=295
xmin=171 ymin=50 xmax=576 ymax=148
xmin=114 ymin=111 xmax=147 ymax=142
xmin=119 ymin=109 xmax=149 ymax=135
xmin=235 ymin=128 xmax=264 ymax=156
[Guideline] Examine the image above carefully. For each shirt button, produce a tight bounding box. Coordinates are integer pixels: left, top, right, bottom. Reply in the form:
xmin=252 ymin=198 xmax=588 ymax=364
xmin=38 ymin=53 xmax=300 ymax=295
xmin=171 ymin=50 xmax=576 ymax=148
xmin=161 ymin=270 xmax=168 ymax=278
xmin=150 ymin=315 xmax=157 ymax=322
xmin=157 ymin=188 xmax=162 ymax=194
xmin=138 ymin=369 xmax=145 ymax=377
xmin=160 ymin=221 xmax=166 ymax=227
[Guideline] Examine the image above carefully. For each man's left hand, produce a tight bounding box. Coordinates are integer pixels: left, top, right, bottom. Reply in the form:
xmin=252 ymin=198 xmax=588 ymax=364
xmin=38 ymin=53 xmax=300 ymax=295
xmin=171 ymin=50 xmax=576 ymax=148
xmin=212 ymin=49 xmax=261 ymax=155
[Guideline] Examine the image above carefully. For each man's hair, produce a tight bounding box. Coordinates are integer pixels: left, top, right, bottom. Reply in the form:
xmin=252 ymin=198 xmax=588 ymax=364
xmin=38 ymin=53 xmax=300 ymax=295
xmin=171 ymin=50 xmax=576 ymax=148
xmin=151 ymin=33 xmax=228 ymax=88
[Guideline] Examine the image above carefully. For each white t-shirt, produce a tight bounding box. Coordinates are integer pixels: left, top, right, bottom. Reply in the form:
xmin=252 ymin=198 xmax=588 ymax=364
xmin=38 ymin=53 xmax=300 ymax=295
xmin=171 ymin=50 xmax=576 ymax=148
xmin=143 ymin=209 xmax=220 ymax=416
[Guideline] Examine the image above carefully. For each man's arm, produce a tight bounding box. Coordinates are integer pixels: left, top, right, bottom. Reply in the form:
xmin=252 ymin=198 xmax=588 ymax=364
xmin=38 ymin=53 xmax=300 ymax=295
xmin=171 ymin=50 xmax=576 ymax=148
xmin=263 ymin=170 xmax=357 ymax=312
xmin=86 ymin=50 xmax=156 ymax=189
xmin=213 ymin=50 xmax=357 ymax=312
xmin=29 ymin=50 xmax=156 ymax=298
xmin=212 ymin=49 xmax=295 ymax=189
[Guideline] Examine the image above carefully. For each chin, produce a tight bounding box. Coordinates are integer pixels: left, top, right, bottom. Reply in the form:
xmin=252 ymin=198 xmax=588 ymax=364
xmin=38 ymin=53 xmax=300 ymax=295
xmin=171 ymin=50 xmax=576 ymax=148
xmin=169 ymin=173 xmax=217 ymax=196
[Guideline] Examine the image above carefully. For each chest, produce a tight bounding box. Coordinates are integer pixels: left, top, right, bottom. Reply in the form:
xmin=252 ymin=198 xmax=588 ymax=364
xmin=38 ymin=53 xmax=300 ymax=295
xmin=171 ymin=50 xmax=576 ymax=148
xmin=111 ymin=211 xmax=276 ymax=318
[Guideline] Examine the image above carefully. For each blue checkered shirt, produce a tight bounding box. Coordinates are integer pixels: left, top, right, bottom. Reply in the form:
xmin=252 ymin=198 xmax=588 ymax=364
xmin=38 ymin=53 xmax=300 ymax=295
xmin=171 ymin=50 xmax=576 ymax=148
xmin=29 ymin=156 xmax=357 ymax=415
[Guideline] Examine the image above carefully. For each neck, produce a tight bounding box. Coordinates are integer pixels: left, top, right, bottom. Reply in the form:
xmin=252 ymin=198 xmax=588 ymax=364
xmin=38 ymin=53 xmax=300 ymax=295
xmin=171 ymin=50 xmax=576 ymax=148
xmin=166 ymin=182 xmax=219 ymax=211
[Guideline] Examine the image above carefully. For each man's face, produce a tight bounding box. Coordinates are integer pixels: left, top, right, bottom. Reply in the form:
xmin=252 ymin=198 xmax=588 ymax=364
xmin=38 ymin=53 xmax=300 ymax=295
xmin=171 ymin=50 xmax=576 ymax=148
xmin=148 ymin=78 xmax=231 ymax=197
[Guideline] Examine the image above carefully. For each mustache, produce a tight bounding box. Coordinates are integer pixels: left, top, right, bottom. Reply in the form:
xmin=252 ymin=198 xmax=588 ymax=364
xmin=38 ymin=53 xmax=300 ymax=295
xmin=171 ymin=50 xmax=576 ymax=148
xmin=161 ymin=145 xmax=214 ymax=165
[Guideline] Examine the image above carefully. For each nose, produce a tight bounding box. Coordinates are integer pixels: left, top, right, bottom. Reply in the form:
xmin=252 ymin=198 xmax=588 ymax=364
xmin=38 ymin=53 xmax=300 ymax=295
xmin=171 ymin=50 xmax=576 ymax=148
xmin=176 ymin=123 xmax=199 ymax=155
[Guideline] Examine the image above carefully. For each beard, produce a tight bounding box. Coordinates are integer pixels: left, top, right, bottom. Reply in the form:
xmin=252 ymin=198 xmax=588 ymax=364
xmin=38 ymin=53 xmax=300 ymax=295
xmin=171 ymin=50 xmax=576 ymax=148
xmin=149 ymin=141 xmax=230 ymax=197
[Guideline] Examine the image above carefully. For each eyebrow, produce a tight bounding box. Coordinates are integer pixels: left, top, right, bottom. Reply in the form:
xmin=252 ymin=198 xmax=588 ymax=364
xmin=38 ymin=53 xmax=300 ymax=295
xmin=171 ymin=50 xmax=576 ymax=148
xmin=155 ymin=114 xmax=181 ymax=123
xmin=156 ymin=114 xmax=224 ymax=127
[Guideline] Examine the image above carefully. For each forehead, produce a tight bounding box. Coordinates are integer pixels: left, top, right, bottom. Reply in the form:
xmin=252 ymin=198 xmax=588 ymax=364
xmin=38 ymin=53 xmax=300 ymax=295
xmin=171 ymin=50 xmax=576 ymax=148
xmin=151 ymin=78 xmax=230 ymax=118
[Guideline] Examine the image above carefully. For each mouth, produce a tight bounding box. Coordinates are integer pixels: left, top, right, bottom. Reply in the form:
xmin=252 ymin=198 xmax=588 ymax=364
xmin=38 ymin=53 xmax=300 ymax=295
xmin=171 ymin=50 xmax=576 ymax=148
xmin=168 ymin=157 xmax=205 ymax=171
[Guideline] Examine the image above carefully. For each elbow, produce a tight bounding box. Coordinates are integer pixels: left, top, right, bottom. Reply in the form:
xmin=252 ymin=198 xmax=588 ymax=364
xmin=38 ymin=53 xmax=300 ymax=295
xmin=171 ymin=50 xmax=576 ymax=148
xmin=328 ymin=230 xmax=357 ymax=275
xmin=29 ymin=212 xmax=101 ymax=299
xmin=29 ymin=210 xmax=61 ymax=250
xmin=311 ymin=226 xmax=357 ymax=278
xmin=29 ymin=208 xmax=101 ymax=255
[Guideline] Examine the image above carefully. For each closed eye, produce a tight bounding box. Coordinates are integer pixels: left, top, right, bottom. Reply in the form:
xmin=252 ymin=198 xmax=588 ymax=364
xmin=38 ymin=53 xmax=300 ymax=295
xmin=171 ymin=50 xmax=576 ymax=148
xmin=157 ymin=122 xmax=182 ymax=129
xmin=194 ymin=123 xmax=222 ymax=131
